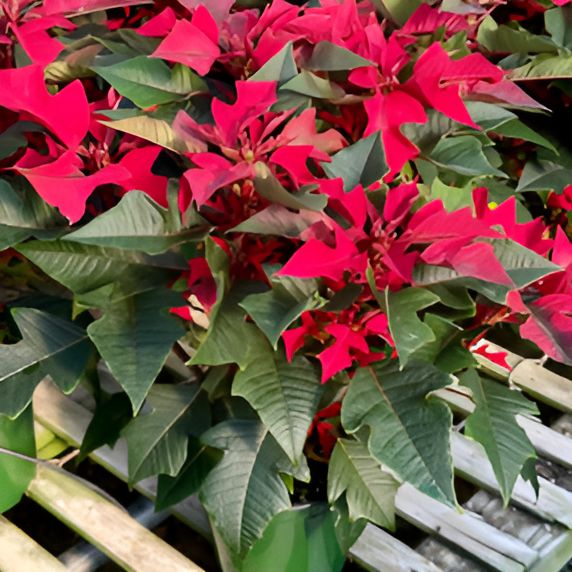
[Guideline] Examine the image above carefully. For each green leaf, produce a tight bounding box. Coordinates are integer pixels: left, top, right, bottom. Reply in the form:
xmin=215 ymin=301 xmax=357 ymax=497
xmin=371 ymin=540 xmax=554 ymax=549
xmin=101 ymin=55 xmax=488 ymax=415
xmin=460 ymin=369 xmax=538 ymax=505
xmin=79 ymin=392 xmax=132 ymax=462
xmin=0 ymin=407 xmax=35 ymax=512
xmin=0 ymin=308 xmax=93 ymax=418
xmin=64 ymin=191 xmax=207 ymax=254
xmin=99 ymin=115 xmax=194 ymax=153
xmin=281 ymin=70 xmax=344 ymax=100
xmin=428 ymin=178 xmax=474 ymax=212
xmin=545 ymin=6 xmax=572 ymax=49
xmin=477 ymin=16 xmax=558 ymax=54
xmin=328 ymin=438 xmax=398 ymax=529
xmin=243 ymin=504 xmax=345 ymax=572
xmin=87 ymin=288 xmax=184 ymax=413
xmin=386 ymin=287 xmax=440 ymax=367
xmin=516 ymin=160 xmax=572 ymax=193
xmin=510 ymin=53 xmax=572 ymax=80
xmin=93 ymin=56 xmax=205 ymax=108
xmin=200 ymin=420 xmax=291 ymax=562
xmin=16 ymin=240 xmax=181 ymax=305
xmin=254 ymin=164 xmax=327 ymax=212
xmin=492 ymin=120 xmax=557 ymax=153
xmin=233 ymin=351 xmax=324 ymax=463
xmin=155 ymin=438 xmax=222 ymax=511
xmin=230 ymin=204 xmax=323 ymax=238
xmin=306 ymin=41 xmax=372 ymax=71
xmin=370 ymin=0 xmax=422 ymax=25
xmin=122 ymin=384 xmax=209 ymax=483
xmin=239 ymin=277 xmax=322 ymax=348
xmin=323 ymin=133 xmax=388 ymax=191
xmin=0 ymin=180 xmax=65 ymax=250
xmin=342 ymin=362 xmax=456 ymax=505
xmin=249 ymin=42 xmax=298 ymax=85
xmin=428 ymin=136 xmax=508 ymax=178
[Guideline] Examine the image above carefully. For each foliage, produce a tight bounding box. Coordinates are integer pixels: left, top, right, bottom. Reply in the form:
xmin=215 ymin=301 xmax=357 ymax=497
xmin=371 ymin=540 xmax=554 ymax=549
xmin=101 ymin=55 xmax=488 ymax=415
xmin=1 ymin=0 xmax=572 ymax=570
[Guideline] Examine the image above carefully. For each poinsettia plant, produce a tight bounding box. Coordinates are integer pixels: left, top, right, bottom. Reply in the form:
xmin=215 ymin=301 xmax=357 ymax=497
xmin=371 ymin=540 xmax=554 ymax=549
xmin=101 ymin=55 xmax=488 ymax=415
xmin=1 ymin=0 xmax=572 ymax=569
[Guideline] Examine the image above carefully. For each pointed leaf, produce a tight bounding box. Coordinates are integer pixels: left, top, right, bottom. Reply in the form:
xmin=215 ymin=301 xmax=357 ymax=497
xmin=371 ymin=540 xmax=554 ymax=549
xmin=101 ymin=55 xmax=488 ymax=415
xmin=342 ymin=362 xmax=456 ymax=505
xmin=87 ymin=288 xmax=184 ymax=412
xmin=328 ymin=439 xmax=398 ymax=529
xmin=460 ymin=369 xmax=538 ymax=505
xmin=516 ymin=160 xmax=572 ymax=193
xmin=233 ymin=351 xmax=323 ymax=463
xmin=249 ymin=42 xmax=297 ymax=85
xmin=306 ymin=41 xmax=372 ymax=71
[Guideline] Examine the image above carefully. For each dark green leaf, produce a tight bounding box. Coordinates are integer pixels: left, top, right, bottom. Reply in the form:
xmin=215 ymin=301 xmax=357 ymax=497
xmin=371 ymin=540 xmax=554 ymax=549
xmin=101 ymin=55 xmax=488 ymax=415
xmin=510 ymin=53 xmax=572 ymax=80
xmin=323 ymin=133 xmax=388 ymax=191
xmin=306 ymin=41 xmax=372 ymax=71
xmin=460 ymin=369 xmax=538 ymax=505
xmin=87 ymin=288 xmax=184 ymax=412
xmin=492 ymin=120 xmax=556 ymax=153
xmin=200 ymin=420 xmax=291 ymax=562
xmin=328 ymin=438 xmax=398 ymax=528
xmin=370 ymin=0 xmax=422 ymax=25
xmin=342 ymin=362 xmax=456 ymax=505
xmin=64 ymin=191 xmax=207 ymax=254
xmin=516 ymin=160 xmax=572 ymax=193
xmin=122 ymin=384 xmax=209 ymax=482
xmin=386 ymin=287 xmax=440 ymax=366
xmin=233 ymin=350 xmax=324 ymax=463
xmin=249 ymin=42 xmax=298 ymax=85
xmin=281 ymin=70 xmax=344 ymax=99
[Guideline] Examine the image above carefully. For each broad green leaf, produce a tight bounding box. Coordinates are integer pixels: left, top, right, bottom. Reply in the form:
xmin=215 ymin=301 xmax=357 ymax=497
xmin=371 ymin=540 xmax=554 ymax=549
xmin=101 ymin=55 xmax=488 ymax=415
xmin=64 ymin=191 xmax=207 ymax=254
xmin=249 ymin=42 xmax=298 ymax=85
xmin=460 ymin=369 xmax=538 ymax=505
xmin=0 ymin=308 xmax=93 ymax=418
xmin=156 ymin=438 xmax=222 ymax=511
xmin=93 ymin=56 xmax=205 ymax=108
xmin=493 ymin=119 xmax=557 ymax=153
xmin=0 ymin=407 xmax=35 ymax=512
xmin=254 ymin=164 xmax=327 ymax=212
xmin=323 ymin=133 xmax=388 ymax=191
xmin=328 ymin=439 xmax=398 ymax=529
xmin=88 ymin=288 xmax=184 ymax=412
xmin=16 ymin=240 xmax=182 ymax=305
xmin=465 ymin=101 xmax=516 ymax=131
xmin=342 ymin=362 xmax=456 ymax=505
xmin=428 ymin=136 xmax=507 ymax=178
xmin=371 ymin=0 xmax=422 ymax=25
xmin=123 ymin=384 xmax=208 ymax=483
xmin=233 ymin=351 xmax=323 ymax=463
xmin=200 ymin=420 xmax=291 ymax=562
xmin=239 ymin=277 xmax=322 ymax=348
xmin=510 ymin=53 xmax=572 ymax=80
xmin=79 ymin=392 xmax=132 ymax=462
xmin=428 ymin=178 xmax=473 ymax=212
xmin=477 ymin=16 xmax=558 ymax=54
xmin=281 ymin=70 xmax=344 ymax=100
xmin=230 ymin=204 xmax=323 ymax=237
xmin=516 ymin=160 xmax=572 ymax=193
xmin=0 ymin=180 xmax=65 ymax=250
xmin=545 ymin=6 xmax=572 ymax=49
xmin=306 ymin=41 xmax=372 ymax=71
xmin=243 ymin=504 xmax=345 ymax=572
xmin=386 ymin=287 xmax=440 ymax=366
xmin=99 ymin=115 xmax=194 ymax=153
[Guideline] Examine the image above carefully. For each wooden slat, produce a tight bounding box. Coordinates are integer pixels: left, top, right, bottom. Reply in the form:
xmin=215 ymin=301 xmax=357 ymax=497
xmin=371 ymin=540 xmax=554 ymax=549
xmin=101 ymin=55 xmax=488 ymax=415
xmin=452 ymin=433 xmax=572 ymax=528
xmin=529 ymin=529 xmax=572 ymax=572
xmin=349 ymin=524 xmax=442 ymax=572
xmin=32 ymin=381 xmax=212 ymax=540
xmin=510 ymin=361 xmax=572 ymax=414
xmin=0 ymin=516 xmax=67 ymax=572
xmin=27 ymin=465 xmax=203 ymax=572
xmin=395 ymin=484 xmax=537 ymax=572
xmin=472 ymin=341 xmax=524 ymax=379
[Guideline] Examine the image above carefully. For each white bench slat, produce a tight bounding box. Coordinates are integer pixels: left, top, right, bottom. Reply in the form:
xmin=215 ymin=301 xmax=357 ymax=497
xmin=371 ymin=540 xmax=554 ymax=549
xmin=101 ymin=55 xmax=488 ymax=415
xmin=0 ymin=516 xmax=67 ymax=572
xmin=32 ymin=381 xmax=212 ymax=540
xmin=27 ymin=465 xmax=203 ymax=572
xmin=395 ymin=484 xmax=537 ymax=572
xmin=349 ymin=524 xmax=442 ymax=572
xmin=452 ymin=433 xmax=572 ymax=528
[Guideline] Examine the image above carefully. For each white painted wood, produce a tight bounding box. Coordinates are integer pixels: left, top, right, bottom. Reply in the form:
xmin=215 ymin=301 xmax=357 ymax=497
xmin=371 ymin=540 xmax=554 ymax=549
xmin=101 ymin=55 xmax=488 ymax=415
xmin=0 ymin=516 xmax=66 ymax=572
xmin=451 ymin=433 xmax=572 ymax=528
xmin=349 ymin=524 xmax=442 ymax=572
xmin=395 ymin=484 xmax=536 ymax=572
xmin=32 ymin=381 xmax=212 ymax=540
xmin=27 ymin=465 xmax=203 ymax=572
